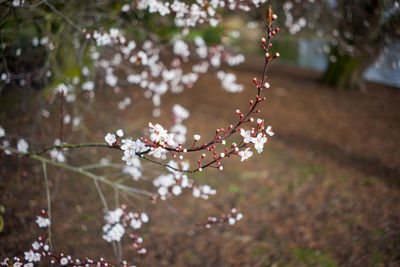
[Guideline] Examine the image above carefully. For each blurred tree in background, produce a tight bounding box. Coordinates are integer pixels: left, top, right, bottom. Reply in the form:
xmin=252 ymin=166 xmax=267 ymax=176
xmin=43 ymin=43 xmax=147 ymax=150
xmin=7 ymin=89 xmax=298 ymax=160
xmin=322 ymin=0 xmax=400 ymax=91
xmin=271 ymin=0 xmax=400 ymax=91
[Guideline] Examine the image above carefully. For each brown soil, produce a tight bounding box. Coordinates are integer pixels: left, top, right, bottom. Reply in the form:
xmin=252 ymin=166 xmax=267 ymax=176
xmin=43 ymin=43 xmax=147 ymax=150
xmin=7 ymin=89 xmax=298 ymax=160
xmin=0 ymin=56 xmax=399 ymax=267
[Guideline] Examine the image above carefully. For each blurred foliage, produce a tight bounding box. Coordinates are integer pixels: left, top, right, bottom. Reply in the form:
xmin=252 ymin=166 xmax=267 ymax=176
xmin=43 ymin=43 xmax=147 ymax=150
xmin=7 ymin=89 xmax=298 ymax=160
xmin=0 ymin=0 xmax=229 ymax=93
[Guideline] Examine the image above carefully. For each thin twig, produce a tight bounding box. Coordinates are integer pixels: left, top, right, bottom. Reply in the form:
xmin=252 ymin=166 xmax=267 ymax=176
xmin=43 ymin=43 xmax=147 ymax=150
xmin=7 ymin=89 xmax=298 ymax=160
xmin=93 ymin=179 xmax=109 ymax=211
xmin=41 ymin=161 xmax=52 ymax=248
xmin=43 ymin=0 xmax=81 ymax=31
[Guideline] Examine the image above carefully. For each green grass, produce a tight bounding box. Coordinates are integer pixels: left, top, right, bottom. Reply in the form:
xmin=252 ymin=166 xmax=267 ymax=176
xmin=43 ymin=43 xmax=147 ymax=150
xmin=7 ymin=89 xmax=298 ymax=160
xmin=370 ymin=249 xmax=384 ymax=266
xmin=293 ymin=248 xmax=338 ymax=267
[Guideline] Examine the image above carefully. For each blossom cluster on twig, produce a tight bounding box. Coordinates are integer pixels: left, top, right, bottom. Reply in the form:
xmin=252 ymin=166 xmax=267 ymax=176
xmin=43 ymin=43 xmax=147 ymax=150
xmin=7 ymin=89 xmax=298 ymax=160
xmin=0 ymin=2 xmax=281 ymax=266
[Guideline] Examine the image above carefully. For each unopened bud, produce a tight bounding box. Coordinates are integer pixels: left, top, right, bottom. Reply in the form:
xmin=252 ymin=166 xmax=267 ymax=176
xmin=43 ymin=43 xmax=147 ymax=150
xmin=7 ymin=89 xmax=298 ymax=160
xmin=264 ymin=82 xmax=270 ymax=88
xmin=252 ymin=77 xmax=258 ymax=85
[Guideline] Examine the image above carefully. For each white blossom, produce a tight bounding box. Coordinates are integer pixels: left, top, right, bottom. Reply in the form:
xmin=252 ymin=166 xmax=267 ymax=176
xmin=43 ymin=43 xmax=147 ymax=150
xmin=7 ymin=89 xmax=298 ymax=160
xmin=105 ymin=208 xmax=123 ymax=225
xmin=148 ymin=122 xmax=168 ymax=143
xmin=104 ymin=133 xmax=116 ymax=146
xmin=31 ymin=241 xmax=40 ymax=251
xmin=60 ymin=257 xmax=69 ymax=265
xmin=82 ymin=81 xmax=94 ymax=91
xmin=266 ymin=126 xmax=275 ymax=136
xmin=157 ymin=186 xmax=168 ymax=196
xmin=24 ymin=251 xmax=40 ymax=262
xmin=172 ymin=104 xmax=189 ymax=121
xmin=123 ymin=165 xmax=142 ymax=180
xmin=238 ymin=147 xmax=253 ymax=162
xmin=173 ymin=40 xmax=190 ymax=58
xmin=172 ymin=185 xmax=182 ymax=196
xmin=130 ymin=219 xmax=142 ymax=230
xmin=141 ymin=212 xmax=149 ymax=223
xmin=251 ymin=133 xmax=267 ymax=153
xmin=103 ymin=223 xmax=125 ymax=242
xmin=240 ymin=129 xmax=253 ymax=143
xmin=217 ymin=71 xmax=243 ymax=93
xmin=116 ymin=129 xmax=124 ymax=137
xmin=17 ymin=139 xmax=28 ymax=153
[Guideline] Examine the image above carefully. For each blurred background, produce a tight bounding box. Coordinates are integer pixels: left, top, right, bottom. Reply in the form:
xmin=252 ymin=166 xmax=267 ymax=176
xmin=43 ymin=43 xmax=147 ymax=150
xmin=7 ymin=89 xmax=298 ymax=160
xmin=0 ymin=0 xmax=399 ymax=266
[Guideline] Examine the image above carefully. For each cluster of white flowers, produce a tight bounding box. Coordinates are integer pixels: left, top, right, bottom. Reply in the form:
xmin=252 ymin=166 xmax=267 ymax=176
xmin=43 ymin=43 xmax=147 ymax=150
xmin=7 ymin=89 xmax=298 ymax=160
xmin=194 ymin=36 xmax=208 ymax=58
xmin=24 ymin=251 xmax=41 ymax=263
xmin=102 ymin=207 xmax=149 ymax=243
xmin=226 ymin=54 xmax=245 ymax=66
xmin=118 ymin=96 xmax=132 ymax=110
xmin=35 ymin=216 xmax=50 ymax=228
xmin=31 ymin=36 xmax=50 ymax=48
xmin=121 ymin=142 xmax=143 ymax=179
xmin=153 ymin=160 xmax=216 ymax=200
xmin=135 ymin=0 xmax=267 ymax=28
xmin=238 ymin=121 xmax=274 ymax=161
xmin=49 ymin=139 xmax=65 ymax=163
xmin=54 ymin=78 xmax=95 ymax=104
xmin=92 ymin=28 xmax=126 ymax=47
xmin=217 ymin=71 xmax=244 ymax=93
xmin=148 ymin=122 xmax=176 ymax=148
xmin=137 ymin=0 xmax=217 ymax=27
xmin=227 ymin=210 xmax=243 ymax=225
xmin=81 ymin=81 xmax=94 ymax=91
xmin=173 ymin=40 xmax=190 ymax=59
xmin=11 ymin=0 xmax=24 ymax=7
xmin=1 ymin=216 xmax=132 ymax=266
xmin=103 ymin=214 xmax=126 ymax=242
xmin=283 ymin=1 xmax=307 ymax=35
xmin=104 ymin=129 xmax=149 ymax=173
xmin=0 ymin=129 xmax=11 ymax=155
xmin=169 ymin=104 xmax=190 ymax=144
xmin=120 ymin=139 xmax=147 ymax=168
xmin=123 ymin=165 xmax=142 ymax=181
xmin=88 ymin=29 xmax=247 ymax=117
xmin=205 ymin=208 xmax=243 ymax=228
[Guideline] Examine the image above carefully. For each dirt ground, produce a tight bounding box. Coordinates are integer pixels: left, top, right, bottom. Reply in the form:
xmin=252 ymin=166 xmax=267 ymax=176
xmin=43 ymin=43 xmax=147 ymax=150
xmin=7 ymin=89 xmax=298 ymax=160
xmin=0 ymin=56 xmax=399 ymax=266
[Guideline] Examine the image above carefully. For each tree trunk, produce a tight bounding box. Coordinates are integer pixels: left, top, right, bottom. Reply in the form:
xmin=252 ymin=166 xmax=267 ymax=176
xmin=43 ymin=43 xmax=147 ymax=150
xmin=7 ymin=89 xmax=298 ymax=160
xmin=321 ymin=53 xmax=374 ymax=91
